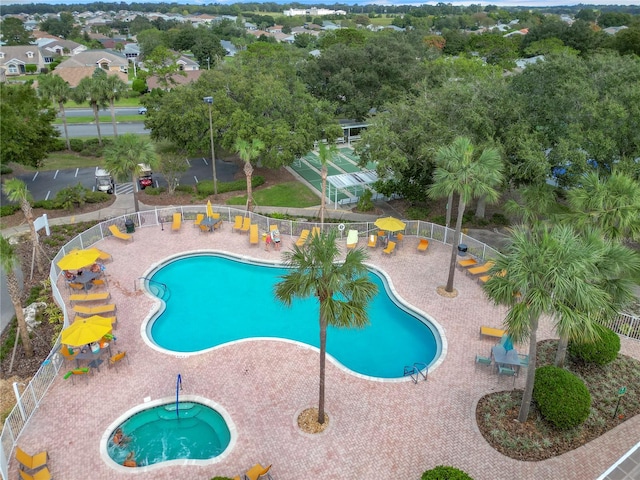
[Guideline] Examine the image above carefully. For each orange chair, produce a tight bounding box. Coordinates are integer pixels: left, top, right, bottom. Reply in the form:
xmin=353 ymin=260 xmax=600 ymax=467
xmin=417 ymin=238 xmax=429 ymax=253
xmin=244 ymin=463 xmax=273 ymax=480
xmin=109 ymin=351 xmax=128 ymax=370
xmin=382 ymin=241 xmax=396 ymax=255
xmin=15 ymin=446 xmax=48 ymax=473
xmin=19 ymin=468 xmax=52 ymax=480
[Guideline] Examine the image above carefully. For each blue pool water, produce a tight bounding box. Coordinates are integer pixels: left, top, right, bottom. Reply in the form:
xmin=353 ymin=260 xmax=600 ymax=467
xmin=147 ymin=254 xmax=441 ymax=379
xmin=107 ymin=402 xmax=231 ymax=467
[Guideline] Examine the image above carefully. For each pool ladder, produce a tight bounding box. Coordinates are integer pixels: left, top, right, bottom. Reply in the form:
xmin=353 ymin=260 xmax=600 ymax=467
xmin=137 ymin=277 xmax=170 ymax=301
xmin=403 ymin=363 xmax=428 ymax=384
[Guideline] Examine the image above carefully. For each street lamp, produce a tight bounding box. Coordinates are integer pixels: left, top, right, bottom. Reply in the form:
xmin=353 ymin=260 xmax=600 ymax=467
xmin=203 ymin=96 xmax=218 ymax=195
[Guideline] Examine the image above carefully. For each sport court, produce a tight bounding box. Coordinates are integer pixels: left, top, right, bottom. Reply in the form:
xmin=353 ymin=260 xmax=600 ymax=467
xmin=288 ymin=147 xmax=378 ymax=206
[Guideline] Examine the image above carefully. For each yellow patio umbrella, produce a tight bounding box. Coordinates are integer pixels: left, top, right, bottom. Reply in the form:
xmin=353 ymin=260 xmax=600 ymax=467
xmin=61 ymin=318 xmax=112 ymax=347
xmin=206 ymin=200 xmax=214 ymax=218
xmin=57 ymin=249 xmax=102 ymax=271
xmin=82 ymin=247 xmax=112 ymax=263
xmin=374 ymin=217 xmax=406 ymax=233
xmin=73 ymin=315 xmax=114 ymax=329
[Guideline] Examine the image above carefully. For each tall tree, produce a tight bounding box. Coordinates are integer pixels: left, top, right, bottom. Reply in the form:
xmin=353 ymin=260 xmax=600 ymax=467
xmin=103 ymin=134 xmax=158 ymax=212
xmin=275 ymin=230 xmax=377 ymax=424
xmin=0 ymin=235 xmax=33 ymax=358
xmin=0 ymin=83 xmax=58 ymax=168
xmin=102 ymin=74 xmax=129 ymax=138
xmin=483 ymin=224 xmax=611 ymax=422
xmin=234 ymin=138 xmax=264 ymax=212
xmin=0 ymin=17 xmax=34 ymax=45
xmin=72 ymin=71 xmax=108 ymax=146
xmin=317 ymin=142 xmax=338 ymax=224
xmin=155 ymin=141 xmax=188 ymax=195
xmin=38 ymin=74 xmax=72 ymax=150
xmin=428 ymin=137 xmax=503 ymax=293
xmin=2 ymin=179 xmax=46 ymax=276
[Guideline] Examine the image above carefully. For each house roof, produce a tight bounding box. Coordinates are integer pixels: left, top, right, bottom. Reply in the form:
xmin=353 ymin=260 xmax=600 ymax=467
xmin=53 ymin=66 xmax=128 ymax=87
xmin=56 ymin=50 xmax=128 ymax=69
xmin=0 ymin=45 xmax=44 ymax=64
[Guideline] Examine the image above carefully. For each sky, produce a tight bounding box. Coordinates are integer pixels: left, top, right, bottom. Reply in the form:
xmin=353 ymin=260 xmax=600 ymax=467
xmin=3 ymin=0 xmax=640 ymax=6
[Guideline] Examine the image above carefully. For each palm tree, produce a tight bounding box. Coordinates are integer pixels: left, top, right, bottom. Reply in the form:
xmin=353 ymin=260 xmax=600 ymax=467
xmin=566 ymin=171 xmax=640 ymax=243
xmin=102 ymin=74 xmax=128 ymax=138
xmin=483 ymin=224 xmax=614 ymax=422
xmin=317 ymin=142 xmax=338 ymax=224
xmin=38 ymin=74 xmax=71 ymax=150
xmin=428 ymin=137 xmax=503 ymax=293
xmin=103 ymin=134 xmax=158 ymax=212
xmin=72 ymin=71 xmax=108 ymax=145
xmin=275 ymin=230 xmax=377 ymax=424
xmin=234 ymin=138 xmax=264 ymax=212
xmin=2 ymin=179 xmax=45 ymax=276
xmin=0 ymin=235 xmax=33 ymax=358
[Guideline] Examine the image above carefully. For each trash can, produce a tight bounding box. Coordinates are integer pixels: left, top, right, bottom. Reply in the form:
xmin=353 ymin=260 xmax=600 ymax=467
xmin=125 ymin=218 xmax=135 ymax=233
xmin=457 ymin=243 xmax=468 ymax=256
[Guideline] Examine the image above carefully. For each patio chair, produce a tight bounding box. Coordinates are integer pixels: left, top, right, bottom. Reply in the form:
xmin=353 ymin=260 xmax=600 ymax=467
xmin=69 ymin=292 xmax=111 ymax=304
xmin=199 ymin=224 xmax=210 ymax=234
xmin=15 ymin=446 xmax=49 ymax=473
xmin=518 ymin=354 xmax=530 ymax=368
xmin=382 ymin=241 xmax=396 ymax=255
xmin=212 ymin=212 xmax=221 ymax=220
xmin=367 ymin=234 xmax=377 ymax=248
xmin=59 ymin=345 xmax=79 ymax=363
xmin=346 ymin=229 xmax=359 ymax=249
xmin=243 ymin=463 xmax=273 ymax=480
xmin=19 ymin=467 xmax=52 ymax=480
xmin=457 ymin=257 xmax=478 ymax=269
xmin=295 ymin=229 xmax=310 ymax=247
xmin=467 ymin=261 xmax=495 ymax=276
xmin=417 ymin=238 xmax=429 ymax=253
xmin=269 ymin=224 xmax=279 ymax=233
xmin=73 ymin=303 xmax=117 ymax=316
xmin=232 ymin=216 xmax=243 ymax=232
xmin=91 ymin=278 xmax=107 ymax=288
xmin=63 ymin=367 xmax=91 ymax=385
xmin=194 ymin=213 xmax=205 ymax=228
xmin=68 ymin=282 xmax=84 ymax=291
xmin=171 ymin=213 xmax=182 ymax=231
xmin=249 ymin=224 xmax=259 ymax=246
xmin=475 ymin=354 xmax=492 ymax=368
xmin=109 ymin=351 xmax=129 ymax=370
xmin=498 ymin=366 xmax=517 ymax=386
xmin=108 ymin=225 xmax=132 ymax=242
xmin=479 ymin=326 xmax=506 ymax=339
xmin=239 ymin=217 xmax=251 ymax=234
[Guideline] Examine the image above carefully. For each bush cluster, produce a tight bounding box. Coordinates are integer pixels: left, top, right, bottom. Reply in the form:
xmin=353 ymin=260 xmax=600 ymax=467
xmin=0 ymin=204 xmax=21 ymax=217
xmin=421 ymin=465 xmax=474 ymax=480
xmin=568 ymin=324 xmax=620 ymax=366
xmin=533 ymin=365 xmax=591 ymax=430
xmin=29 ymin=185 xmax=110 ymax=212
xmin=0 ymin=164 xmax=13 ymax=175
xmin=196 ymin=176 xmax=265 ymax=198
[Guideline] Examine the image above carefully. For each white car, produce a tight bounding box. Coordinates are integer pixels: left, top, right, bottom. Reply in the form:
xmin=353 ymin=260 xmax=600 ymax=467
xmin=138 ymin=107 xmax=147 ymax=114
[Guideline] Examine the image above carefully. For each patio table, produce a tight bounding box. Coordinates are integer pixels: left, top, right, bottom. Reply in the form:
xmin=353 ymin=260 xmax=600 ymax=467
xmin=70 ymin=271 xmax=101 ymax=291
xmin=202 ymin=217 xmax=222 ymax=232
xmin=491 ymin=346 xmax=521 ymax=373
xmin=74 ymin=344 xmax=112 ymax=371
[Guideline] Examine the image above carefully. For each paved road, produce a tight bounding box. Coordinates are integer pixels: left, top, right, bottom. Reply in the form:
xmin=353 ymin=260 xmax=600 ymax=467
xmin=3 ymin=158 xmax=239 ymax=203
xmin=56 ymin=122 xmax=150 ymax=137
xmin=62 ymin=107 xmax=143 ymax=117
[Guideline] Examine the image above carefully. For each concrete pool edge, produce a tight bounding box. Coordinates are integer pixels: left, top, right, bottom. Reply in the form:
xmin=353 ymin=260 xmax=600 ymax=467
xmin=99 ymin=394 xmax=237 ymax=473
xmin=138 ymin=249 xmax=447 ymax=383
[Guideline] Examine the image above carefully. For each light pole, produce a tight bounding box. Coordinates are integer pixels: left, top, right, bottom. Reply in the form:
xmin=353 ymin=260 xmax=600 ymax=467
xmin=203 ymin=96 xmax=218 ymax=195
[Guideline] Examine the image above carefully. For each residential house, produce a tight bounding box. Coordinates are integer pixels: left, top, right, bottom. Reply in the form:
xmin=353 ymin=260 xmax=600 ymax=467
xmin=266 ymin=25 xmax=283 ymax=34
xmin=53 ymin=50 xmax=128 ymax=87
xmin=220 ymin=40 xmax=237 ymax=57
xmin=37 ymin=38 xmax=87 ymax=56
xmin=0 ymin=45 xmax=49 ymax=78
xmin=175 ymin=54 xmax=199 ymax=71
xmin=122 ymin=43 xmax=140 ymax=60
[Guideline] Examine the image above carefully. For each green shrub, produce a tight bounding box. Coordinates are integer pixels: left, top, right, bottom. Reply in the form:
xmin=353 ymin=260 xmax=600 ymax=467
xmin=84 ymin=191 xmax=110 ymax=204
xmin=211 ymin=477 xmax=233 ymax=480
xmin=69 ymin=139 xmax=84 ymax=152
xmin=421 ymin=465 xmax=474 ymax=480
xmin=569 ymin=324 xmax=620 ymax=366
xmin=143 ymin=187 xmax=163 ymax=195
xmin=430 ymin=215 xmax=446 ymax=226
xmin=196 ymin=176 xmax=265 ymax=197
xmin=0 ymin=205 xmax=20 ymax=216
xmin=0 ymin=164 xmax=13 ymax=175
xmin=406 ymin=205 xmax=430 ymax=220
xmin=132 ymin=78 xmax=147 ymax=94
xmin=55 ymin=184 xmax=86 ymax=210
xmin=491 ymin=213 xmax=509 ymax=226
xmin=356 ymin=189 xmax=374 ymax=211
xmin=533 ymin=365 xmax=591 ymax=430
xmin=175 ymin=184 xmax=194 ymax=193
xmin=32 ymin=199 xmax=60 ymax=210
xmin=49 ymin=138 xmax=67 ymax=152
xmin=25 ymin=64 xmax=37 ymax=74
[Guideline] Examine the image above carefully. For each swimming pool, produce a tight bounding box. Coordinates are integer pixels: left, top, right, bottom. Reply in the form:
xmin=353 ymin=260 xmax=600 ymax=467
xmin=104 ymin=398 xmax=233 ymax=469
xmin=144 ymin=253 xmax=443 ymax=379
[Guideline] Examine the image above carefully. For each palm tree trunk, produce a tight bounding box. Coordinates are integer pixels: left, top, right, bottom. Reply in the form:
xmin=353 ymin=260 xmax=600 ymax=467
xmin=320 ymin=165 xmax=327 ymax=224
xmin=318 ymin=314 xmax=327 ymax=424
xmin=245 ymin=162 xmax=253 ymax=212
xmin=475 ymin=195 xmax=487 ymax=219
xmin=132 ymin=172 xmax=140 ymax=212
xmin=59 ymin=101 xmax=71 ymax=150
xmin=445 ymin=192 xmax=453 ymax=228
xmin=92 ymin=102 xmax=102 ymax=146
xmin=445 ymin=195 xmax=466 ymax=292
xmin=7 ymin=272 xmax=33 ymax=357
xmin=554 ymin=334 xmax=569 ymax=368
xmin=22 ymin=202 xmax=44 ymax=275
xmin=110 ymin=100 xmax=118 ymax=137
xmin=518 ymin=312 xmax=539 ymax=422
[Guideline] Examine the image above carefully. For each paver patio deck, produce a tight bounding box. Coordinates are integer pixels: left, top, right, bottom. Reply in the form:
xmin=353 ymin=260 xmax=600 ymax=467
xmin=8 ymin=224 xmax=640 ymax=480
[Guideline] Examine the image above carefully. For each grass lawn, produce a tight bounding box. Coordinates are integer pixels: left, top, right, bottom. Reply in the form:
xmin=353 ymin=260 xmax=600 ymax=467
xmin=226 ymin=182 xmax=319 ymax=208
xmin=477 ymin=339 xmax=640 ymax=461
xmin=65 ymin=98 xmax=142 ymax=108
xmin=368 ymin=17 xmax=395 ymax=26
xmin=37 ymin=152 xmax=102 ymax=171
xmin=55 ymin=115 xmax=143 ymax=124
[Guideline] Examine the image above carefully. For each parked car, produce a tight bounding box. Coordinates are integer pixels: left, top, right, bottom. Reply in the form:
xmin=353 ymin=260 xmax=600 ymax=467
xmin=138 ymin=164 xmax=153 ymax=189
xmin=138 ymin=106 xmax=147 ymax=114
xmin=95 ymin=167 xmax=114 ymax=194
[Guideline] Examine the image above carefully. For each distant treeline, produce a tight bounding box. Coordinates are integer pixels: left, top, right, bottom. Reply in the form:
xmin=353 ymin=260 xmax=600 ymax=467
xmin=3 ymin=2 xmax=640 ymax=17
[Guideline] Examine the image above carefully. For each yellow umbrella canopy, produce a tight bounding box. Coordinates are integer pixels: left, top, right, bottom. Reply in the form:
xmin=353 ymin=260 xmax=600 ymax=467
xmin=57 ymin=249 xmax=102 ymax=271
xmin=206 ymin=200 xmax=214 ymax=218
xmin=73 ymin=315 xmax=114 ymax=329
xmin=61 ymin=318 xmax=112 ymax=347
xmin=374 ymin=217 xmax=406 ymax=233
xmin=82 ymin=247 xmax=111 ymax=262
